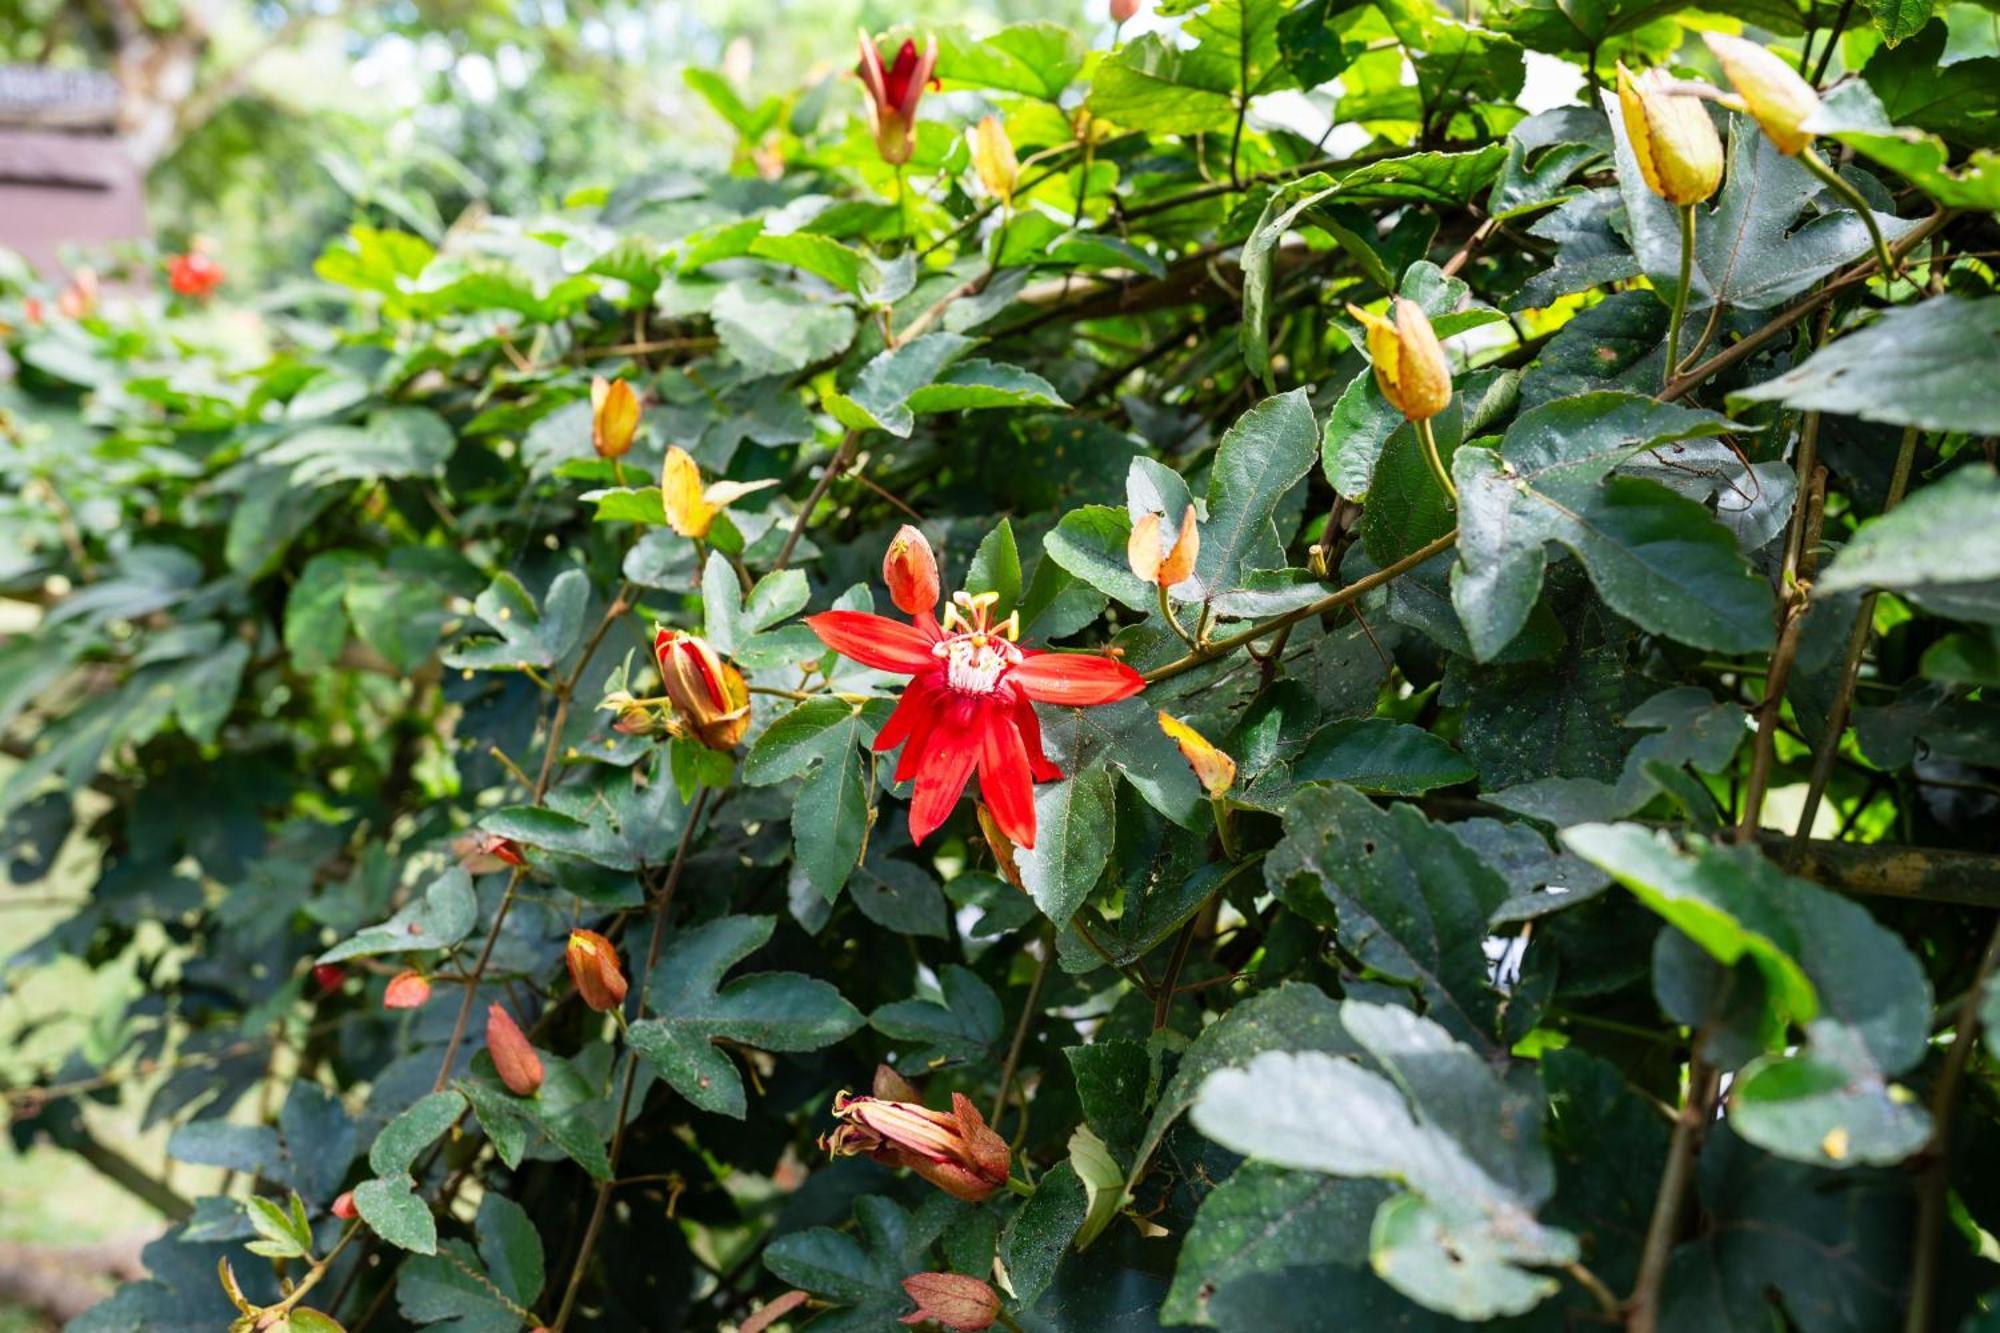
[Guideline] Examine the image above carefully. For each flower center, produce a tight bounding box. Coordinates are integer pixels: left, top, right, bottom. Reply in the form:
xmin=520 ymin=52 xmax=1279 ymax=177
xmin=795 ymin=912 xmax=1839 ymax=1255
xmin=934 ymin=591 xmax=1023 ymax=696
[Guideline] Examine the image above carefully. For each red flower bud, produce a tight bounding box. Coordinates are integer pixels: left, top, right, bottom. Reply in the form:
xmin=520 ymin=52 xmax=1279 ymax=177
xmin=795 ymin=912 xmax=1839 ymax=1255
xmin=884 ymin=525 xmax=941 ymax=618
xmin=486 ymin=1003 xmax=544 ymax=1096
xmin=331 ymin=1191 xmax=359 ymax=1220
xmin=312 ymin=963 xmax=347 ymax=994
xmin=565 ymin=929 xmax=629 ymax=1012
xmin=384 ymin=971 xmax=433 ymax=1010
xmin=1111 ymin=0 xmax=1143 ymax=20
xmin=654 ymin=628 xmax=752 ymax=751
xmin=900 ymin=1273 xmax=1001 ymax=1330
xmin=857 ymin=32 xmax=939 ymax=167
xmin=455 ymin=832 xmax=525 ymax=873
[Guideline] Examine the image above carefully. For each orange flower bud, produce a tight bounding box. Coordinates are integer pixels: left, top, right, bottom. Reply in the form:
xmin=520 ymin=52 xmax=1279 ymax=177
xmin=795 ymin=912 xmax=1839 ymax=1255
xmin=1702 ymin=33 xmax=1819 ymax=157
xmin=590 ymin=376 xmax=640 ymax=459
xmin=331 ymin=1191 xmax=359 ymax=1220
xmin=486 ymin=1003 xmax=544 ymax=1096
xmin=884 ymin=525 xmax=941 ymax=617
xmin=975 ymin=803 xmax=1024 ymax=891
xmin=1158 ymin=712 xmax=1236 ymax=797
xmin=384 ymin=971 xmax=432 ymax=1010
xmin=1111 ymin=0 xmax=1142 ymax=20
xmin=1347 ymin=298 xmax=1453 ymax=422
xmin=1616 ymin=63 xmax=1724 ymax=205
xmin=900 ymin=1273 xmax=1001 ymax=1331
xmin=654 ymin=628 xmax=752 ymax=751
xmin=1127 ymin=508 xmax=1200 ymax=589
xmin=970 ymin=116 xmax=1019 ymax=204
xmin=566 ymin=929 xmax=629 ymax=1012
xmin=822 ymin=1091 xmax=1011 ymax=1202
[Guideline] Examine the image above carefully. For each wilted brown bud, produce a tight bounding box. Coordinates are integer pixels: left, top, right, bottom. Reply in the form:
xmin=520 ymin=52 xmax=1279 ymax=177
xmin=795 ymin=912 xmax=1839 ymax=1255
xmin=486 ymin=1003 xmax=544 ymax=1096
xmin=566 ymin=929 xmax=630 ymax=1012
xmin=591 ymin=376 xmax=640 ymax=459
xmin=456 ymin=832 xmax=526 ymax=873
xmin=884 ymin=525 xmax=942 ymax=618
xmin=384 ymin=971 xmax=433 ymax=1010
xmin=1615 ymin=63 xmax=1724 ymax=204
xmin=1157 ymin=712 xmax=1236 ymax=797
xmin=1126 ymin=508 xmax=1200 ymax=590
xmin=822 ymin=1090 xmax=1011 ymax=1202
xmin=1347 ymin=298 xmax=1453 ymax=422
xmin=654 ymin=628 xmax=752 ymax=750
xmin=900 ymin=1273 xmax=1001 ymax=1330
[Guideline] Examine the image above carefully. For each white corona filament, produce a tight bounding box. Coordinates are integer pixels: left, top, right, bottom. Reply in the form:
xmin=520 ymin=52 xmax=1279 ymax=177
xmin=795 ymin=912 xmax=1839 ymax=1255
xmin=934 ymin=591 xmax=1023 ymax=696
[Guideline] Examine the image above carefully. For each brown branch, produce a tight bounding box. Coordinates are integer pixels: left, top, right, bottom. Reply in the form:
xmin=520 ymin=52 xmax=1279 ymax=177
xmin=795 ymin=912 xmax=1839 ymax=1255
xmin=773 ymin=434 xmax=858 ymax=572
xmin=431 ymin=583 xmax=634 ymax=1093
xmin=549 ymin=788 xmax=711 ymax=1332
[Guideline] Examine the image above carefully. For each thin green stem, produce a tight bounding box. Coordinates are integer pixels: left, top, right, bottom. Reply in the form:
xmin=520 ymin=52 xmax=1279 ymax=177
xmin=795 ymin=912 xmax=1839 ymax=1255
xmin=1413 ymin=416 xmax=1457 ymax=506
xmin=990 ymin=925 xmax=1055 ymax=1124
xmin=1142 ymin=530 xmax=1457 ymax=684
xmin=1802 ymin=148 xmax=1898 ymax=278
xmin=1664 ymin=204 xmax=1697 ymax=391
xmin=1157 ymin=580 xmax=1195 ymax=647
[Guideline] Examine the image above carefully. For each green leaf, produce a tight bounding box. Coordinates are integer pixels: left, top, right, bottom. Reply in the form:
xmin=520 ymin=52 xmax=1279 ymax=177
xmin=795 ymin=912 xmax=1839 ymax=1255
xmin=937 ymin=21 xmax=1086 ymax=100
xmin=1087 ymin=34 xmax=1240 ymax=135
xmin=1044 ymin=506 xmax=1150 ymax=612
xmin=1069 ymin=1125 xmax=1127 ymax=1250
xmin=1015 ymin=765 xmax=1116 ymax=927
xmin=747 ymin=231 xmax=873 ymax=298
xmin=1128 ymin=982 xmax=1352 ymax=1190
xmin=965 ymin=519 xmax=1022 ymax=615
xmin=1163 ymin=1164 xmax=1388 ymax=1326
xmin=1659 ymin=1125 xmax=1919 ymax=1333
xmin=1451 ymin=391 xmax=1773 ymax=660
xmin=1734 ymin=298 xmax=2000 ymax=438
xmin=261 ymin=407 xmax=455 ymax=485
xmin=344 ymin=562 xmax=449 ymax=676
xmin=1266 ymin=785 xmax=1510 ymax=1049
xmin=626 ymin=915 xmax=863 ymax=1118
xmin=711 ymin=280 xmax=857 ymax=376
xmin=317 ymin=868 xmax=476 ymax=964
xmin=741 ymin=697 xmax=889 ymax=898
xmin=1064 ymin=1040 xmax=1149 ymax=1164
xmin=578 ymin=486 xmax=666 ymax=525
xmin=444 ymin=570 xmax=590 ymax=672
xmin=354 ymin=1176 xmax=437 ymax=1255
xmin=1001 ymin=1163 xmax=1088 ymax=1307
xmin=766 ymin=1194 xmax=961 ymax=1326
xmin=1191 ymin=1003 xmax=1576 ymax=1320
xmin=1293 ymin=719 xmax=1475 ymax=795
xmin=285 ymin=551 xmax=366 ymax=673
xmin=1861 ymin=20 xmax=2000 ymax=149
xmin=870 ymin=963 xmax=1003 ymax=1066
xmin=398 ymin=1236 xmax=533 ymax=1332
xmin=1195 ymin=389 xmax=1320 ymax=613
xmin=1815 ymin=466 xmax=2000 ymax=624
xmin=849 ymin=856 xmax=949 ymax=939
xmin=370 ymin=1091 xmax=468 ymax=1175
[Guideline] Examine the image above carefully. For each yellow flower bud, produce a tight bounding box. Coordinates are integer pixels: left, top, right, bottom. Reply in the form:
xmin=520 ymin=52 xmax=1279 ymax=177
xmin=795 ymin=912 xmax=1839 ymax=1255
xmin=1346 ymin=298 xmax=1453 ymax=423
xmin=970 ymin=116 xmax=1019 ymax=204
xmin=1702 ymin=33 xmax=1819 ymax=157
xmin=1158 ymin=711 xmax=1236 ymax=797
xmin=660 ymin=446 xmax=779 ymax=541
xmin=1616 ymin=63 xmax=1724 ymax=205
xmin=1127 ymin=508 xmax=1200 ymax=589
xmin=662 ymin=446 xmax=719 ymax=539
xmin=590 ymin=376 xmax=640 ymax=459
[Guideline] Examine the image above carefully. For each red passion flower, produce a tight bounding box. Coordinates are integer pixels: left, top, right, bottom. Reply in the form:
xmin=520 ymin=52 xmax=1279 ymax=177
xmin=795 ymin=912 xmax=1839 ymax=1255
xmin=167 ymin=251 xmax=224 ymax=298
xmin=806 ymin=528 xmax=1143 ymax=850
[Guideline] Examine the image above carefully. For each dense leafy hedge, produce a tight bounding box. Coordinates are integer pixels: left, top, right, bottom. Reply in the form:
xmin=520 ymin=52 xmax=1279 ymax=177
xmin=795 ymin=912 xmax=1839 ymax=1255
xmin=4 ymin=5 xmax=2000 ymax=1331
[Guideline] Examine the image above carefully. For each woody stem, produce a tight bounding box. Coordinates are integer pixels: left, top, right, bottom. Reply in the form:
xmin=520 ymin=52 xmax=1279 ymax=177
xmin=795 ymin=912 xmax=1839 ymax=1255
xmin=1802 ymin=148 xmax=1898 ymax=278
xmin=1664 ymin=203 xmax=1696 ymax=391
xmin=1413 ymin=416 xmax=1457 ymax=505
